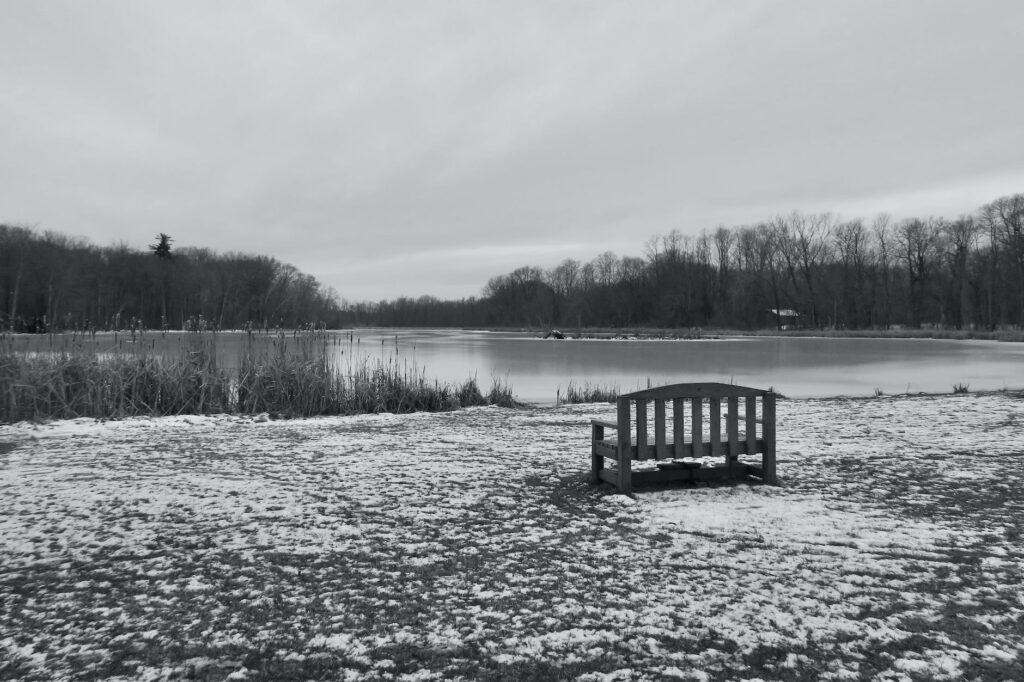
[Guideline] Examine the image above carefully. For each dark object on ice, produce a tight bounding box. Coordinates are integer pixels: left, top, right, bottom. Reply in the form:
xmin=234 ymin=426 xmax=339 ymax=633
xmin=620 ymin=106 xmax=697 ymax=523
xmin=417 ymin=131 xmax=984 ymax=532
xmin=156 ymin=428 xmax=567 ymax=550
xmin=543 ymin=329 xmax=565 ymax=339
xmin=589 ymin=382 xmax=777 ymax=494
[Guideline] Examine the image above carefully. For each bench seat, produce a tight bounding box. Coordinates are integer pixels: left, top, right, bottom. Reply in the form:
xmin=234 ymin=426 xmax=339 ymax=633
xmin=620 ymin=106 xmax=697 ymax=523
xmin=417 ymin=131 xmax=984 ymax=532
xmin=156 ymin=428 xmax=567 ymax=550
xmin=592 ymin=434 xmax=767 ymax=461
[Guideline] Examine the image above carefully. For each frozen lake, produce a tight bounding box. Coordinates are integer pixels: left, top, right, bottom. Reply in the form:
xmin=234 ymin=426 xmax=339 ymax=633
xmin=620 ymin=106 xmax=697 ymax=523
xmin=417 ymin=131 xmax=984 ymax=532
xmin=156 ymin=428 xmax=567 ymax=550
xmin=346 ymin=329 xmax=1023 ymax=403
xmin=8 ymin=328 xmax=1022 ymax=404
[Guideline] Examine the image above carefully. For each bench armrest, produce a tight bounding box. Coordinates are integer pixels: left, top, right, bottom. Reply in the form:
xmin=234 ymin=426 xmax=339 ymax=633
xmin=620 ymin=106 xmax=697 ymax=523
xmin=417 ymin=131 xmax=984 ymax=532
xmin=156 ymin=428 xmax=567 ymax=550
xmin=591 ymin=419 xmax=619 ymax=431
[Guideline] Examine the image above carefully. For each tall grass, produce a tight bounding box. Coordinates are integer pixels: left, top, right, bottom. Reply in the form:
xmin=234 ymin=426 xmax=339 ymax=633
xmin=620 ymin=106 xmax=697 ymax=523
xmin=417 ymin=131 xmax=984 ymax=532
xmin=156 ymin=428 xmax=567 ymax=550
xmin=0 ymin=332 xmax=521 ymax=423
xmin=556 ymin=380 xmax=620 ymax=404
xmin=0 ymin=334 xmax=232 ymax=421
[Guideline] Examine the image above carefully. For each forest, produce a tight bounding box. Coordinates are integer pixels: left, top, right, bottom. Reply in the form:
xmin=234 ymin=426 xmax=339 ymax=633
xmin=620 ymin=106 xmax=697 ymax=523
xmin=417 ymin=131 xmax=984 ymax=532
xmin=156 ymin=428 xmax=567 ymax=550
xmin=2 ymin=191 xmax=1022 ymax=333
xmin=0 ymin=230 xmax=343 ymax=332
xmin=344 ymin=192 xmax=1024 ymax=332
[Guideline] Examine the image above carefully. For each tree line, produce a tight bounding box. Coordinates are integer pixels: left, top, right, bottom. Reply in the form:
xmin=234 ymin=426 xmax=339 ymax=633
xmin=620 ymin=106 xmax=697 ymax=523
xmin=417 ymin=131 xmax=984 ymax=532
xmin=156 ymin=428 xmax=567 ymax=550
xmin=5 ymin=191 xmax=1022 ymax=333
xmin=341 ymin=192 xmax=1024 ymax=331
xmin=0 ymin=228 xmax=343 ymax=332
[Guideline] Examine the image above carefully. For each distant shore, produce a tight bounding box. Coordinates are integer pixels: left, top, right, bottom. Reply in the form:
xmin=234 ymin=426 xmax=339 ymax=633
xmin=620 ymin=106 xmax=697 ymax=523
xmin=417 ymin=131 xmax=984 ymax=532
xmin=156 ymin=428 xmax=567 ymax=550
xmin=518 ymin=326 xmax=1024 ymax=342
xmin=5 ymin=325 xmax=1022 ymax=343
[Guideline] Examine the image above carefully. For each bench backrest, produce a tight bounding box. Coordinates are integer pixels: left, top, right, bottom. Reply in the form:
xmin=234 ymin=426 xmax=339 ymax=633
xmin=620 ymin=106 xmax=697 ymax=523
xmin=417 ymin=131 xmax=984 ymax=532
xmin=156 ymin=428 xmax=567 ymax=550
xmin=615 ymin=382 xmax=775 ymax=461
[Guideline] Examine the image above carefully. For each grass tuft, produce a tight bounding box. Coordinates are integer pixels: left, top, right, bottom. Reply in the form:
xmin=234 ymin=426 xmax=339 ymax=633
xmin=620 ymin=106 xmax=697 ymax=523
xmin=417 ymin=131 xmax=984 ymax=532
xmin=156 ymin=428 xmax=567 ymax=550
xmin=486 ymin=374 xmax=525 ymax=408
xmin=556 ymin=380 xmax=620 ymax=404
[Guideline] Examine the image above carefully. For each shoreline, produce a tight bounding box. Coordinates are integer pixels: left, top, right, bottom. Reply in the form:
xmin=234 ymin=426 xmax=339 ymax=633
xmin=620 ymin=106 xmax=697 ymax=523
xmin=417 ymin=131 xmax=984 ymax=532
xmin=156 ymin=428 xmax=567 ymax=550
xmin=526 ymin=326 xmax=1024 ymax=342
xmin=4 ymin=325 xmax=1022 ymax=343
xmin=2 ymin=388 xmax=1020 ymax=427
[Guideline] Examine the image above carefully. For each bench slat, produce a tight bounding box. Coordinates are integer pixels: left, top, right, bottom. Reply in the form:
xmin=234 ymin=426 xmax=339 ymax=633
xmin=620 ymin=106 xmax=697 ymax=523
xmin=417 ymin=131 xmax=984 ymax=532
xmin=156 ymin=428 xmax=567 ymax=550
xmin=710 ymin=398 xmax=721 ymax=458
xmin=745 ymin=396 xmax=757 ymax=458
xmin=691 ymin=398 xmax=703 ymax=456
xmin=654 ymin=399 xmax=668 ymax=459
xmin=727 ymin=396 xmax=739 ymax=458
xmin=672 ymin=398 xmax=684 ymax=452
xmin=636 ymin=399 xmax=649 ymax=461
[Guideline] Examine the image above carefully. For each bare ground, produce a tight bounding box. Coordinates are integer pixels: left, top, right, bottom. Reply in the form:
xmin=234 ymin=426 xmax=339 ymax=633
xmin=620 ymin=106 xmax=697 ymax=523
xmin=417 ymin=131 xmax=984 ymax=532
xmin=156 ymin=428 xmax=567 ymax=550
xmin=1 ymin=393 xmax=1022 ymax=681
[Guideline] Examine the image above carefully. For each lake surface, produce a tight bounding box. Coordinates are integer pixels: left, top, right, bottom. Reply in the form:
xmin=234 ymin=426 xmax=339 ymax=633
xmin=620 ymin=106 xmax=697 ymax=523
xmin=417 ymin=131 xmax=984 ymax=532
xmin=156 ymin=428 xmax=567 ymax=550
xmin=9 ymin=328 xmax=1022 ymax=404
xmin=346 ymin=329 xmax=1023 ymax=403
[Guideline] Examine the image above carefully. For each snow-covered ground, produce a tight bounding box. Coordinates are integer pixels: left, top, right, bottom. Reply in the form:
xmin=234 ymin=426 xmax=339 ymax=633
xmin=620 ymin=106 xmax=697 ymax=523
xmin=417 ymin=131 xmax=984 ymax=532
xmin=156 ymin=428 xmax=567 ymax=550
xmin=1 ymin=393 xmax=1022 ymax=681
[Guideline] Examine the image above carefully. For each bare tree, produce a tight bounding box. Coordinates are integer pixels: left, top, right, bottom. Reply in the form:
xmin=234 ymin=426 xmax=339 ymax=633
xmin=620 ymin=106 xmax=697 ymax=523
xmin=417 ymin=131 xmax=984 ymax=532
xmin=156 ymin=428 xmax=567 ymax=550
xmin=546 ymin=258 xmax=581 ymax=297
xmin=979 ymin=194 xmax=1024 ymax=325
xmin=942 ymin=215 xmax=981 ymax=328
xmin=711 ymin=225 xmax=732 ymax=286
xmin=833 ymin=219 xmax=871 ymax=327
xmin=871 ymin=214 xmax=894 ymax=328
xmin=772 ymin=212 xmax=834 ymax=326
xmin=591 ymin=251 xmax=620 ymax=287
xmin=896 ymin=217 xmax=943 ymax=327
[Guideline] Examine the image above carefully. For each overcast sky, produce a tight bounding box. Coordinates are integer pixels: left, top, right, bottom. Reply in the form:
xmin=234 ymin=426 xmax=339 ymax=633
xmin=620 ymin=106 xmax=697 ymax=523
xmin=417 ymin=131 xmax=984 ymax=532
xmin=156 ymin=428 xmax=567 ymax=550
xmin=3 ymin=1 xmax=1023 ymax=302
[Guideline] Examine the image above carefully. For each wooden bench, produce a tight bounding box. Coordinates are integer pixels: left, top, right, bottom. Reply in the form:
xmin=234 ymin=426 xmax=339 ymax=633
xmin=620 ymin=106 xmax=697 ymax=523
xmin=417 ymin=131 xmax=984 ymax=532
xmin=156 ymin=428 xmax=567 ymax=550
xmin=591 ymin=382 xmax=777 ymax=494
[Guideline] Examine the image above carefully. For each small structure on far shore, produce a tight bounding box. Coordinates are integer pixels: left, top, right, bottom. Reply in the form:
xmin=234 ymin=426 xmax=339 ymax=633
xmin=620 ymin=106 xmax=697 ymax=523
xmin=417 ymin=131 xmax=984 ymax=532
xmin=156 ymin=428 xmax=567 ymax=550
xmin=769 ymin=308 xmax=801 ymax=330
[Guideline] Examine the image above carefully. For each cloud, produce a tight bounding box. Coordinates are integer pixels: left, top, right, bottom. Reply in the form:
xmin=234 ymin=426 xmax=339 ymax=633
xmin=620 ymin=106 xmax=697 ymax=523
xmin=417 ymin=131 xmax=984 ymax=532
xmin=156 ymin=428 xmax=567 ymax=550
xmin=2 ymin=0 xmax=1022 ymax=301
xmin=318 ymin=241 xmax=595 ymax=302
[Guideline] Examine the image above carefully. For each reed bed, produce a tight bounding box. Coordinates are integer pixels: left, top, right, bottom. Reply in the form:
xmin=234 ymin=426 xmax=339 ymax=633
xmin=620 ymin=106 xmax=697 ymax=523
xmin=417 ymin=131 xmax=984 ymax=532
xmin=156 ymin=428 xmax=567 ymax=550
xmin=0 ymin=332 xmax=520 ymax=423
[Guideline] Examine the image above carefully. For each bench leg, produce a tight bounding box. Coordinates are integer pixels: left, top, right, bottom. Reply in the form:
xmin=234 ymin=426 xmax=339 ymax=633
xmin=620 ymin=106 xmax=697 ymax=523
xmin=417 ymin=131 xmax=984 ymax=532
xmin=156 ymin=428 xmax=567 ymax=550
xmin=763 ymin=449 xmax=777 ymax=485
xmin=616 ymin=398 xmax=632 ymax=494
xmin=763 ymin=392 xmax=777 ymax=485
xmin=618 ymin=455 xmax=632 ymax=495
xmin=590 ymin=424 xmax=604 ymax=485
xmin=590 ymin=451 xmax=603 ymax=484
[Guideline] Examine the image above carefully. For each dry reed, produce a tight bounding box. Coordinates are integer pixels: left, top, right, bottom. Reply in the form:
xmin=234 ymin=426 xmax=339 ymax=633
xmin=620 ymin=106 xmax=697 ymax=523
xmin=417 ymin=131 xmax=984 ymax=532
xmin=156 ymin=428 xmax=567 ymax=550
xmin=0 ymin=332 xmax=520 ymax=423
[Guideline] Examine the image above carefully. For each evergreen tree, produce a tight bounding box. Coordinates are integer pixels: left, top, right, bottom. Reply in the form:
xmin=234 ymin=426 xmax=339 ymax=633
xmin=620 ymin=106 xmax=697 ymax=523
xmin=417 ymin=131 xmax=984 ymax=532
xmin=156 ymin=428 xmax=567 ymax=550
xmin=150 ymin=233 xmax=173 ymax=260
